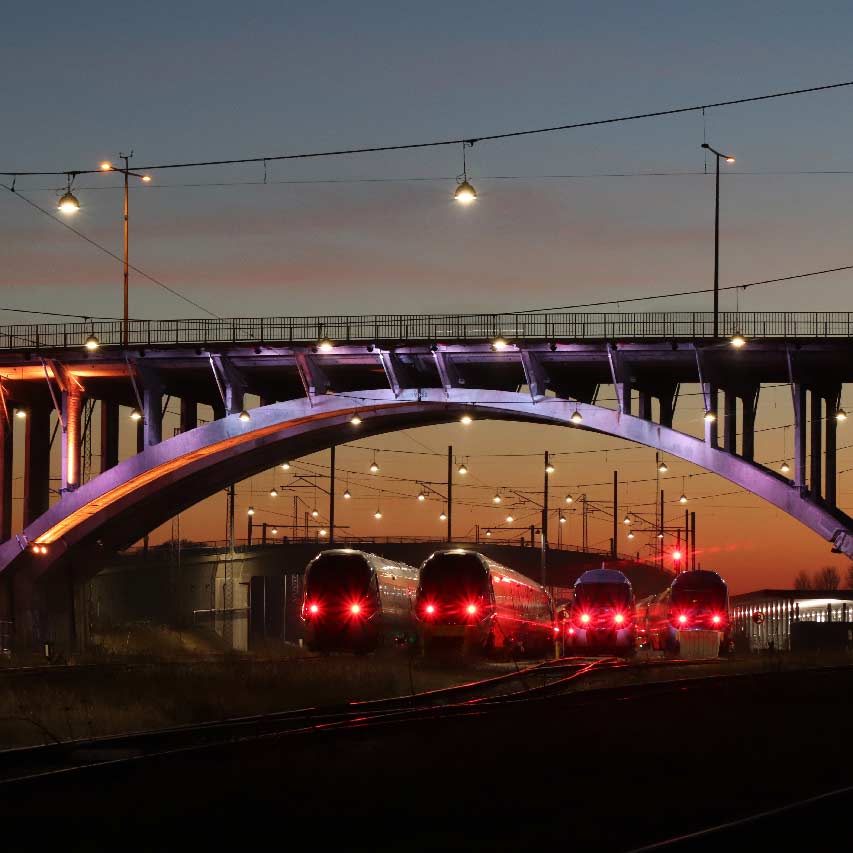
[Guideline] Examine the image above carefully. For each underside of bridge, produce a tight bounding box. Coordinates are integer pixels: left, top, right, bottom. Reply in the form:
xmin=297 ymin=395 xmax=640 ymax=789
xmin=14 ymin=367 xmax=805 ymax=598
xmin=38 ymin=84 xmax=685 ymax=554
xmin=0 ymin=323 xmax=849 ymax=651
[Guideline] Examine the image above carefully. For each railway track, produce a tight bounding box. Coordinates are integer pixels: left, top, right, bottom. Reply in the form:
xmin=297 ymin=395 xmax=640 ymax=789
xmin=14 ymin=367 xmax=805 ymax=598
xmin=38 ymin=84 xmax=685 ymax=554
xmin=0 ymin=655 xmax=722 ymax=785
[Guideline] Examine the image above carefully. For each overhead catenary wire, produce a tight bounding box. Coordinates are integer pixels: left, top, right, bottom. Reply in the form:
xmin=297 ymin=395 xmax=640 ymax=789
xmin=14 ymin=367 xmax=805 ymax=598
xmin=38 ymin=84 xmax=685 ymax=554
xmin=0 ymin=182 xmax=221 ymax=320
xmin=2 ymin=79 xmax=853 ymax=177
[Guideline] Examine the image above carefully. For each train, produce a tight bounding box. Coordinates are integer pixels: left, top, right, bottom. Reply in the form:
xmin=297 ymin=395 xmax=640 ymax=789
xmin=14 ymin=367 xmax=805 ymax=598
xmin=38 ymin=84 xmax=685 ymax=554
xmin=565 ymin=567 xmax=636 ymax=654
xmin=300 ymin=549 xmax=420 ymax=653
xmin=636 ymin=569 xmax=731 ymax=655
xmin=415 ymin=548 xmax=554 ymax=656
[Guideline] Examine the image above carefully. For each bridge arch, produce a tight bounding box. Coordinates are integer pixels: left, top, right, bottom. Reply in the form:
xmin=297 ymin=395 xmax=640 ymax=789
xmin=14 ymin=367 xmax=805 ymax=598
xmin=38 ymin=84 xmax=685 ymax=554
xmin=2 ymin=388 xmax=851 ymax=588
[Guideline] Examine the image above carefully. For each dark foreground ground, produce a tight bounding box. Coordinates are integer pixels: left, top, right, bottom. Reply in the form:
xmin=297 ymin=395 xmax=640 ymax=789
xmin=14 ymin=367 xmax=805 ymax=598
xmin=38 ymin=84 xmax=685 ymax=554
xmin=0 ymin=665 xmax=851 ymax=851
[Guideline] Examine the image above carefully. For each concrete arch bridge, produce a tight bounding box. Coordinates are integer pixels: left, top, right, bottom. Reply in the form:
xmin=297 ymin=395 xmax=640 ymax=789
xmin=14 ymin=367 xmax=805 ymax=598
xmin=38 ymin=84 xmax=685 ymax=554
xmin=0 ymin=311 xmax=849 ymax=648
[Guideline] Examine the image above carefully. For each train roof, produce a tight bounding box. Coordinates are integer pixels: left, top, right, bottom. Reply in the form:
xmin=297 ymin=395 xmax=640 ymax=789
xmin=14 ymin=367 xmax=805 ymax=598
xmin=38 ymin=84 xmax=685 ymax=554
xmin=421 ymin=549 xmax=547 ymax=594
xmin=575 ymin=568 xmax=633 ymax=587
xmin=671 ymin=569 xmax=727 ymax=589
xmin=306 ymin=548 xmax=419 ymax=579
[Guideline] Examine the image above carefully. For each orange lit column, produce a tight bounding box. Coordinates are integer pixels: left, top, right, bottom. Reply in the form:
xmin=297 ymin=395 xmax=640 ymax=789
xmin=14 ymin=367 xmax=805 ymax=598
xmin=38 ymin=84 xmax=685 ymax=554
xmin=61 ymin=387 xmax=83 ymax=493
xmin=0 ymin=409 xmax=11 ymax=541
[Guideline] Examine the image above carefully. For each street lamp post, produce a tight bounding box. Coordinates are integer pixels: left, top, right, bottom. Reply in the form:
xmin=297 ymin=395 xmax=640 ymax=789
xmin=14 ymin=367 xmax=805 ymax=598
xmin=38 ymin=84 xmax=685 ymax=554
xmin=98 ymin=154 xmax=151 ymax=346
xmin=700 ymin=143 xmax=735 ymax=339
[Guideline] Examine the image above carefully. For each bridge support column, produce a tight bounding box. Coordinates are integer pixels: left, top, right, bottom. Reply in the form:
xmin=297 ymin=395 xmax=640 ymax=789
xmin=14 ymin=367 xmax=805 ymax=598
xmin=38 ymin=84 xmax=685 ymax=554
xmin=739 ymin=387 xmax=759 ymax=462
xmin=723 ymin=390 xmax=737 ymax=455
xmin=810 ymin=389 xmax=822 ymax=498
xmin=638 ymin=391 xmax=652 ymax=421
xmin=180 ymin=399 xmax=197 ymax=433
xmin=100 ymin=401 xmax=119 ymax=472
xmin=616 ymin=384 xmax=632 ymax=416
xmin=0 ymin=411 xmax=11 ymax=542
xmin=61 ymin=387 xmax=83 ymax=493
xmin=703 ymin=384 xmax=718 ymax=448
xmin=793 ymin=384 xmax=807 ymax=488
xmin=11 ymin=570 xmax=38 ymax=651
xmin=825 ymin=387 xmax=840 ymax=507
xmin=23 ymin=400 xmax=51 ymax=525
xmin=143 ymin=385 xmax=163 ymax=448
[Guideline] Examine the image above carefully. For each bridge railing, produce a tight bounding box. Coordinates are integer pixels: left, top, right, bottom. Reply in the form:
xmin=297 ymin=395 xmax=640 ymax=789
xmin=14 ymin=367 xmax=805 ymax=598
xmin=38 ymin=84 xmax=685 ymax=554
xmin=1 ymin=312 xmax=852 ymax=350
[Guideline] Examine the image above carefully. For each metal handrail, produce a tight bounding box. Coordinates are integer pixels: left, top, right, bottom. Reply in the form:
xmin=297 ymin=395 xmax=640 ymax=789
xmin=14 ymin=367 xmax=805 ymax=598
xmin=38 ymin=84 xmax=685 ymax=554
xmin=1 ymin=312 xmax=851 ymax=351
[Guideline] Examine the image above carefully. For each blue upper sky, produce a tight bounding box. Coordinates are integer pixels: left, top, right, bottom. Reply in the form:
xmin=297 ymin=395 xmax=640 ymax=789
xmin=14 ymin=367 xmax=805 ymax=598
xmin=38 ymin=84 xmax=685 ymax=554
xmin=2 ymin=0 xmax=853 ymax=318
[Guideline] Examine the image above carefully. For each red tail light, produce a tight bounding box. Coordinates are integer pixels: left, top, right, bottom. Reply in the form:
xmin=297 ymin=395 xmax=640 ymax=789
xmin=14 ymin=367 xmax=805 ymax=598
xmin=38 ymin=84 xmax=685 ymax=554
xmin=466 ymin=603 xmax=478 ymax=616
xmin=425 ymin=605 xmax=435 ymax=615
xmin=712 ymin=614 xmax=721 ymax=625
xmin=678 ymin=614 xmax=688 ymax=625
xmin=553 ymin=626 xmax=560 ymax=634
xmin=580 ymin=613 xmax=590 ymax=624
xmin=568 ymin=628 xmax=575 ymax=635
xmin=614 ymin=613 xmax=625 ymax=625
xmin=350 ymin=603 xmax=362 ymax=615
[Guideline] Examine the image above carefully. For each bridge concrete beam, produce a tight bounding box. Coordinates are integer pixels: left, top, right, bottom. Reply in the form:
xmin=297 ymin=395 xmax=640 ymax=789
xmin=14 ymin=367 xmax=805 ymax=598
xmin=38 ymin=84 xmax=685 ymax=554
xmin=1 ymin=388 xmax=851 ymax=600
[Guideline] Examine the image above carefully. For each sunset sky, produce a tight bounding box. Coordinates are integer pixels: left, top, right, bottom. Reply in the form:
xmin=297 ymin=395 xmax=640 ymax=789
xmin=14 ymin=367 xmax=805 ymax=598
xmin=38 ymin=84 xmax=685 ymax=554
xmin=2 ymin=1 xmax=852 ymax=592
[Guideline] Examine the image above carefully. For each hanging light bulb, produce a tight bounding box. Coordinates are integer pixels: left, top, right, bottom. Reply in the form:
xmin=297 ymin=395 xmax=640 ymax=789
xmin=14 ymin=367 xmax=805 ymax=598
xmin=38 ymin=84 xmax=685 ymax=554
xmin=439 ymin=510 xmax=447 ymax=522
xmin=271 ymin=527 xmax=278 ymax=536
xmin=14 ymin=408 xmax=27 ymax=420
xmin=704 ymin=409 xmax=717 ymax=423
xmin=559 ymin=515 xmax=567 ymax=524
xmin=247 ymin=506 xmax=255 ymax=516
xmin=454 ymin=140 xmax=477 ymax=203
xmin=485 ymin=529 xmax=492 ymax=537
xmin=343 ymin=488 xmax=352 ymax=499
xmin=238 ymin=410 xmax=251 ymax=422
xmin=627 ymin=531 xmax=635 ymax=540
xmin=281 ymin=461 xmax=291 ymax=470
xmin=570 ymin=410 xmax=583 ymax=425
xmin=657 ymin=531 xmax=664 ymax=540
xmin=545 ymin=462 xmax=555 ymax=474
xmin=836 ymin=408 xmax=848 ymax=422
xmin=130 ymin=407 xmax=143 ymax=421
xmin=493 ymin=493 xmax=502 ymax=504
xmin=270 ymin=488 xmax=278 ymax=498
xmin=317 ymin=337 xmax=333 ymax=352
xmin=730 ymin=333 xmax=747 ymax=348
xmin=505 ymin=513 xmax=514 ymax=523
xmin=565 ymin=494 xmax=573 ymax=504
xmin=492 ymin=337 xmax=508 ymax=351
xmin=311 ymin=508 xmax=319 ymax=519
xmin=57 ymin=190 xmax=80 ymax=214
xmin=374 ymin=508 xmax=383 ymax=520
xmin=370 ymin=456 xmax=380 ymax=474
xmin=319 ymin=528 xmax=327 ymax=537
xmin=780 ymin=461 xmax=791 ymax=474
xmin=658 ymin=460 xmax=669 ymax=473
xmin=679 ymin=494 xmax=688 ymax=504
xmin=350 ymin=414 xmax=362 ymax=426
xmin=623 ymin=514 xmax=631 ymax=525
xmin=458 ymin=462 xmax=468 ymax=475
xmin=100 ymin=161 xmax=113 ymax=171
xmin=84 ymin=333 xmax=100 ymax=351
xmin=460 ymin=413 xmax=473 ymax=425
xmin=417 ymin=491 xmax=426 ymax=502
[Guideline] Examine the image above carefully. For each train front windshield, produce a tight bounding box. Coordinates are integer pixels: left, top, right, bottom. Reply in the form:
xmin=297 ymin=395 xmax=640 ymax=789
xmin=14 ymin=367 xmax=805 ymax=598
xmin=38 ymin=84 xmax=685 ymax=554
xmin=420 ymin=554 xmax=489 ymax=601
xmin=306 ymin=554 xmax=372 ymax=602
xmin=575 ymin=583 xmax=632 ymax=610
xmin=672 ymin=584 xmax=726 ymax=612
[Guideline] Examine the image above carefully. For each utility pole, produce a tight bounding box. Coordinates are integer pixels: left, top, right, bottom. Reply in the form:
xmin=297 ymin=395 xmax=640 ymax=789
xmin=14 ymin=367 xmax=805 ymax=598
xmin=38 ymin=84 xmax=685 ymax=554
xmin=227 ymin=483 xmax=235 ymax=556
xmin=659 ymin=489 xmax=665 ymax=569
xmin=247 ymin=510 xmax=253 ymax=546
xmin=691 ymin=511 xmax=697 ymax=571
xmin=447 ymin=445 xmax=453 ymax=543
xmin=122 ymin=153 xmax=130 ymax=347
xmin=685 ymin=508 xmax=690 ymax=571
xmin=612 ymin=471 xmax=618 ymax=559
xmin=329 ymin=445 xmax=336 ymax=544
xmin=292 ymin=495 xmax=298 ymax=541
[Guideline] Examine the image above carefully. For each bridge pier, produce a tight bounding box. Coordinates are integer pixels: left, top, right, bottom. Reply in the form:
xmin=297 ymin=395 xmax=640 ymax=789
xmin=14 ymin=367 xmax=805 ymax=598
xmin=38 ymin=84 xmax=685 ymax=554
xmin=0 ymin=407 xmax=12 ymax=542
xmin=180 ymin=399 xmax=197 ymax=433
xmin=23 ymin=399 xmax=51 ymax=525
xmin=61 ymin=386 xmax=82 ymax=493
xmin=703 ymin=384 xmax=719 ymax=447
xmin=723 ymin=390 xmax=737 ymax=454
xmin=740 ymin=387 xmax=759 ymax=462
xmin=810 ymin=389 xmax=822 ymax=499
xmin=825 ymin=386 xmax=841 ymax=506
xmin=100 ymin=400 xmax=120 ymax=472
xmin=143 ymin=385 xmax=163 ymax=447
xmin=793 ymin=384 xmax=807 ymax=489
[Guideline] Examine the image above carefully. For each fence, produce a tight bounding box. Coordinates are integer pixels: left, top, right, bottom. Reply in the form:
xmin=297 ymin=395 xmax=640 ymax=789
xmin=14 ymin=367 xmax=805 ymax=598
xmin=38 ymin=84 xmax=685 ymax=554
xmin=2 ymin=311 xmax=852 ymax=350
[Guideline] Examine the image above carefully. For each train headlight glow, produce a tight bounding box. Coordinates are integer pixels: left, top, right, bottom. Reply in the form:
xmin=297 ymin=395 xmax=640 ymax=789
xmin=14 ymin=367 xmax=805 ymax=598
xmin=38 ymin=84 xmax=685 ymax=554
xmin=712 ymin=615 xmax=721 ymax=624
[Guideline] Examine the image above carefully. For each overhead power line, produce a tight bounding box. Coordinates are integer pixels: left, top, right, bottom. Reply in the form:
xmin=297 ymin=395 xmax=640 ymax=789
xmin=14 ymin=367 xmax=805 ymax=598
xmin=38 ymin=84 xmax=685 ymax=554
xmin=2 ymin=80 xmax=852 ymax=177
xmin=0 ymin=182 xmax=221 ymax=320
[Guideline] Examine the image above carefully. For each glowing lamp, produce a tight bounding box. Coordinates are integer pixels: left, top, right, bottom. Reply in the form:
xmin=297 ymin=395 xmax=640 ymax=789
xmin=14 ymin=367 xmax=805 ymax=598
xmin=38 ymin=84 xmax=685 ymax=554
xmin=270 ymin=488 xmax=278 ymax=498
xmin=57 ymin=191 xmax=80 ymax=213
xmin=704 ymin=409 xmax=717 ymax=423
xmin=311 ymin=509 xmax=319 ymax=518
xmin=100 ymin=162 xmax=113 ymax=171
xmin=370 ymin=462 xmax=380 ymax=474
xmin=505 ymin=514 xmax=514 ymax=523
xmin=712 ymin=615 xmax=721 ymax=625
xmin=730 ymin=333 xmax=747 ymax=349
xmin=672 ymin=551 xmax=682 ymax=561
xmin=493 ymin=494 xmax=502 ymax=504
xmin=426 ymin=605 xmax=435 ymax=615
xmin=492 ymin=337 xmax=508 ymax=351
xmin=238 ymin=410 xmax=251 ymax=422
xmin=350 ymin=414 xmax=362 ymax=425
xmin=454 ymin=180 xmax=477 ymax=203
xmin=580 ymin=613 xmax=590 ymax=624
xmin=460 ymin=414 xmax=473 ymax=425
xmin=545 ymin=463 xmax=555 ymax=474
xmin=614 ymin=613 xmax=624 ymax=624
xmin=84 ymin=333 xmax=100 ymax=351
xmin=374 ymin=510 xmax=383 ymax=520
xmin=570 ymin=410 xmax=583 ymax=425
xmin=836 ymin=409 xmax=848 ymax=423
xmin=309 ymin=604 xmax=319 ymax=614
xmin=350 ymin=603 xmax=361 ymax=615
xmin=343 ymin=489 xmax=352 ymax=499
xmin=678 ymin=614 xmax=687 ymax=624
xmin=319 ymin=529 xmax=327 ymax=537
xmin=780 ymin=461 xmax=791 ymax=474
xmin=129 ymin=407 xmax=143 ymax=421
xmin=14 ymin=409 xmax=26 ymax=420
xmin=247 ymin=506 xmax=255 ymax=516
xmin=466 ymin=604 xmax=477 ymax=615
xmin=458 ymin=463 xmax=468 ymax=475
xmin=281 ymin=462 xmax=291 ymax=470
xmin=317 ymin=337 xmax=333 ymax=352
